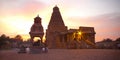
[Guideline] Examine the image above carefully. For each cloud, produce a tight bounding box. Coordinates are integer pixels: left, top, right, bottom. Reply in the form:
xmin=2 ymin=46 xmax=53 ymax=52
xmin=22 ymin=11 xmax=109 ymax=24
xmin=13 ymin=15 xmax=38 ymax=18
xmin=0 ymin=0 xmax=47 ymax=16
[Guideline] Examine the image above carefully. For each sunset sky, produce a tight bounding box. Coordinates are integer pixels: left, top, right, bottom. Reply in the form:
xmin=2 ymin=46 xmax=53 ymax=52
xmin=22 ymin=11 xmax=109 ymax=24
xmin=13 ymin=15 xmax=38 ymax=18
xmin=0 ymin=0 xmax=120 ymax=42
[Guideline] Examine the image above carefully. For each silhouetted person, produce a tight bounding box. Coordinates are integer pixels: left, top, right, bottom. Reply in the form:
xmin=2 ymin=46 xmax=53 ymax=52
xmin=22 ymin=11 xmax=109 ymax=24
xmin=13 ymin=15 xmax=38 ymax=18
xmin=33 ymin=40 xmax=41 ymax=46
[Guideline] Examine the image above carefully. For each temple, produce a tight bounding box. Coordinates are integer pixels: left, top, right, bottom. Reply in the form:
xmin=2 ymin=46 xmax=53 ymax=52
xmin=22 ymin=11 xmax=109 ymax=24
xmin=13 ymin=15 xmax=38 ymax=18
xmin=46 ymin=6 xmax=68 ymax=48
xmin=46 ymin=6 xmax=96 ymax=49
xmin=29 ymin=15 xmax=44 ymax=43
xmin=29 ymin=6 xmax=96 ymax=49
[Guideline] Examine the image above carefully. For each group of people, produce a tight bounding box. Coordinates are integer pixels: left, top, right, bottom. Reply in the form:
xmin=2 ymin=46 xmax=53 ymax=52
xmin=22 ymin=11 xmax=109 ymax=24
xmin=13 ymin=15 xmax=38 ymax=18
xmin=18 ymin=40 xmax=48 ymax=54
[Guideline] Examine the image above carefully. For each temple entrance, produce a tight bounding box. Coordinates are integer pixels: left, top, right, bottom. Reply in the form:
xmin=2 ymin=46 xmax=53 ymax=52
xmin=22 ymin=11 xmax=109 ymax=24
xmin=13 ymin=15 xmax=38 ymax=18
xmin=30 ymin=35 xmax=44 ymax=43
xmin=32 ymin=37 xmax=42 ymax=47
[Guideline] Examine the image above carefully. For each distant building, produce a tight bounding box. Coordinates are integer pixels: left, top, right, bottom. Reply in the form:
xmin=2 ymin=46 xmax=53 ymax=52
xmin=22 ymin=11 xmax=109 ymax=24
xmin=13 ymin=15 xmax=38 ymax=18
xmin=46 ymin=6 xmax=96 ymax=49
xmin=96 ymin=41 xmax=120 ymax=49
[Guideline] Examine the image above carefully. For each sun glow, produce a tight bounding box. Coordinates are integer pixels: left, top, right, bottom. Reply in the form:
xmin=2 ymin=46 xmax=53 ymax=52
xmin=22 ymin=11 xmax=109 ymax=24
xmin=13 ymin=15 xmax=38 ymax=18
xmin=78 ymin=31 xmax=82 ymax=35
xmin=3 ymin=15 xmax=49 ymax=41
xmin=3 ymin=16 xmax=32 ymax=34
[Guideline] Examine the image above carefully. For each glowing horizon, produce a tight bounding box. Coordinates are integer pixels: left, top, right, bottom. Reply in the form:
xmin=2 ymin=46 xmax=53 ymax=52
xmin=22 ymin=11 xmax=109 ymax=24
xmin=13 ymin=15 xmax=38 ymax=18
xmin=0 ymin=0 xmax=120 ymax=42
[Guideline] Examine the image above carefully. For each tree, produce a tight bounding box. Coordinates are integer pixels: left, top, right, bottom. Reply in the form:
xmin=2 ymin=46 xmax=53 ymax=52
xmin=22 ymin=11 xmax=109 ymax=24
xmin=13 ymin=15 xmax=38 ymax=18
xmin=102 ymin=38 xmax=113 ymax=42
xmin=115 ymin=37 xmax=120 ymax=42
xmin=0 ymin=34 xmax=7 ymax=45
xmin=0 ymin=34 xmax=11 ymax=49
xmin=14 ymin=35 xmax=23 ymax=41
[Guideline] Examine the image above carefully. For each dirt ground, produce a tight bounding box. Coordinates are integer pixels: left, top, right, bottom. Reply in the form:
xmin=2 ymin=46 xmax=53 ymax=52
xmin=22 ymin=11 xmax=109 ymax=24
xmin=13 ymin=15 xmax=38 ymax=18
xmin=0 ymin=49 xmax=120 ymax=60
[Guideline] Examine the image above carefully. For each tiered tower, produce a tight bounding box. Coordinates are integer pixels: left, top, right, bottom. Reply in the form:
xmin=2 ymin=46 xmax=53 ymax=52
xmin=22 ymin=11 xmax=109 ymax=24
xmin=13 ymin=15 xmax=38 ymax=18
xmin=46 ymin=6 xmax=67 ymax=48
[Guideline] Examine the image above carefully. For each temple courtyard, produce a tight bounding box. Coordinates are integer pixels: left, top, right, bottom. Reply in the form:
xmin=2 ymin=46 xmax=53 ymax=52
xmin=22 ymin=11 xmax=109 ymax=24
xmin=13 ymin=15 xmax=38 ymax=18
xmin=0 ymin=49 xmax=120 ymax=60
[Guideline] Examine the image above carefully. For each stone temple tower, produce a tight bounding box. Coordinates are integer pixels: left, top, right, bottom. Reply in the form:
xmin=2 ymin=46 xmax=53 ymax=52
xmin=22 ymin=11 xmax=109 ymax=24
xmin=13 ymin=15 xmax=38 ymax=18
xmin=46 ymin=6 xmax=67 ymax=48
xmin=29 ymin=15 xmax=44 ymax=43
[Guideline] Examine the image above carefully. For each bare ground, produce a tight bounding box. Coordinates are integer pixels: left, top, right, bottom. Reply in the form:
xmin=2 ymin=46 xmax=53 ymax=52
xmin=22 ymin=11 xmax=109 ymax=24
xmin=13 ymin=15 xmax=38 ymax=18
xmin=0 ymin=49 xmax=120 ymax=60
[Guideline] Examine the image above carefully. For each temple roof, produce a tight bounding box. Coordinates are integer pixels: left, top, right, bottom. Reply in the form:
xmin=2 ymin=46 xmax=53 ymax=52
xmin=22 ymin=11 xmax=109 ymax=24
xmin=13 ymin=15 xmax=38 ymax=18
xmin=67 ymin=26 xmax=96 ymax=34
xmin=79 ymin=26 xmax=96 ymax=34
xmin=34 ymin=15 xmax=41 ymax=20
xmin=34 ymin=15 xmax=41 ymax=23
xmin=48 ymin=6 xmax=65 ymax=26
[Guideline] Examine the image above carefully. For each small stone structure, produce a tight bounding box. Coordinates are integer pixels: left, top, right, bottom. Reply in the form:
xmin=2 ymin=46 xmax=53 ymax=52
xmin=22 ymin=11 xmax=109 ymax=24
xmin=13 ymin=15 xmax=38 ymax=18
xmin=29 ymin=15 xmax=44 ymax=43
xmin=28 ymin=15 xmax=47 ymax=54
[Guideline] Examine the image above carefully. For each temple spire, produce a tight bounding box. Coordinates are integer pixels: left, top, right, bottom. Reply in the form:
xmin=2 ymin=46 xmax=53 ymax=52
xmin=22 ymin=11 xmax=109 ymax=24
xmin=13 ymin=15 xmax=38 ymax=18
xmin=48 ymin=6 xmax=65 ymax=27
xmin=46 ymin=6 xmax=67 ymax=48
xmin=37 ymin=14 xmax=39 ymax=17
xmin=55 ymin=5 xmax=57 ymax=7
